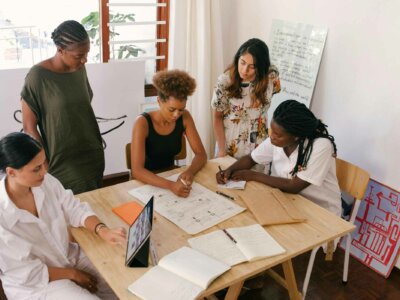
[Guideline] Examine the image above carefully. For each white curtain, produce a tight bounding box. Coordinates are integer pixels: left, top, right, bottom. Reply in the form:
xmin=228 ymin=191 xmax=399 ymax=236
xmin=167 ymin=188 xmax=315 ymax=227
xmin=169 ymin=0 xmax=224 ymax=161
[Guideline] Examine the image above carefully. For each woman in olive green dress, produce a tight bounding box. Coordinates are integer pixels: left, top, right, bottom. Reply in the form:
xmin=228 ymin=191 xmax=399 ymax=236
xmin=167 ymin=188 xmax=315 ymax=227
xmin=21 ymin=20 xmax=104 ymax=194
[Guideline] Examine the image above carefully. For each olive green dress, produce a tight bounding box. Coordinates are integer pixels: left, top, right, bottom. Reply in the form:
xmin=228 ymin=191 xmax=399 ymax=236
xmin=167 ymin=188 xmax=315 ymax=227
xmin=21 ymin=65 xmax=105 ymax=194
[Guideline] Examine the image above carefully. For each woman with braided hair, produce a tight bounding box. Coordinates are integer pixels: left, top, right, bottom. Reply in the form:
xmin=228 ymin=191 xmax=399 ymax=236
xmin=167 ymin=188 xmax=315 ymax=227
xmin=20 ymin=20 xmax=104 ymax=194
xmin=216 ymin=99 xmax=341 ymax=216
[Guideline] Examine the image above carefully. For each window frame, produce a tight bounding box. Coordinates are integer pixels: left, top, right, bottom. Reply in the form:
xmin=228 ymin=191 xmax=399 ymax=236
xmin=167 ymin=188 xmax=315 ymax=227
xmin=100 ymin=0 xmax=169 ymax=97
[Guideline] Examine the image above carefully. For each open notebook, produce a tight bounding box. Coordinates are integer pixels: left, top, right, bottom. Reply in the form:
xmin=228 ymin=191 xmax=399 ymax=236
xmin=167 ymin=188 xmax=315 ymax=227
xmin=188 ymin=224 xmax=286 ymax=267
xmin=128 ymin=246 xmax=230 ymax=300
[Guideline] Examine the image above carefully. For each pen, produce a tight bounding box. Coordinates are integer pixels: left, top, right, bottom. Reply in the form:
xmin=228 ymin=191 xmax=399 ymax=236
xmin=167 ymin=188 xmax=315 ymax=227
xmin=180 ymin=178 xmax=189 ymax=187
xmin=216 ymin=191 xmax=235 ymax=201
xmin=223 ymin=229 xmax=237 ymax=244
xmin=218 ymin=165 xmax=231 ymax=180
xmin=218 ymin=165 xmax=224 ymax=175
xmin=149 ymin=240 xmax=159 ymax=265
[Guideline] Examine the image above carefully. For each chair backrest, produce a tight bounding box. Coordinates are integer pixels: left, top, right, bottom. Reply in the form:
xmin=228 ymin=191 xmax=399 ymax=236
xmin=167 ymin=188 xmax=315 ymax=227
xmin=336 ymin=158 xmax=370 ymax=200
xmin=125 ymin=135 xmax=187 ymax=171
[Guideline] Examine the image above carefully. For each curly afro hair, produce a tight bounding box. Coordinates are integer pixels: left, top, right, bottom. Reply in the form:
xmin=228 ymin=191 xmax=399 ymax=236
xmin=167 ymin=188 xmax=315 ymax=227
xmin=152 ymin=69 xmax=196 ymax=101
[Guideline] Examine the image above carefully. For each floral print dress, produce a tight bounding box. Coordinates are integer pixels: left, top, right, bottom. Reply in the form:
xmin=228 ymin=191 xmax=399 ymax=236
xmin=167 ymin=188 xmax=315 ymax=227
xmin=211 ymin=67 xmax=280 ymax=159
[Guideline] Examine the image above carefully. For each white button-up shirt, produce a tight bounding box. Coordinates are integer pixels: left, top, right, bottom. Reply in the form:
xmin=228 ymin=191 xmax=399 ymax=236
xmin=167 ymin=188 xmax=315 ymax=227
xmin=0 ymin=173 xmax=95 ymax=300
xmin=251 ymin=137 xmax=341 ymax=216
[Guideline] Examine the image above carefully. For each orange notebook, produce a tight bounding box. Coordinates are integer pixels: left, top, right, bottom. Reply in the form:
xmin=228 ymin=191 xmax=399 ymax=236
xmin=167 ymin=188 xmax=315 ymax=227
xmin=112 ymin=201 xmax=144 ymax=225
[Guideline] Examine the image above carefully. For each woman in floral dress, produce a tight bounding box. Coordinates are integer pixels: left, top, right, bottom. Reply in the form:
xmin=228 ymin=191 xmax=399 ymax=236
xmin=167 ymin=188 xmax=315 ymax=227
xmin=212 ymin=38 xmax=280 ymax=159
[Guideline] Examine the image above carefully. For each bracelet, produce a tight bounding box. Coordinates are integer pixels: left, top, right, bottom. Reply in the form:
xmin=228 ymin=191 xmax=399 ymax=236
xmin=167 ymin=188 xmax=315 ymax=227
xmin=94 ymin=222 xmax=107 ymax=235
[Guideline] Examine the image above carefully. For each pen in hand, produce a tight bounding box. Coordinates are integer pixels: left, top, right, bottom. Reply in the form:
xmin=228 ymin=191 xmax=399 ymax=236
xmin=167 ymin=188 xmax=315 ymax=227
xmin=180 ymin=178 xmax=189 ymax=187
xmin=218 ymin=165 xmax=224 ymax=175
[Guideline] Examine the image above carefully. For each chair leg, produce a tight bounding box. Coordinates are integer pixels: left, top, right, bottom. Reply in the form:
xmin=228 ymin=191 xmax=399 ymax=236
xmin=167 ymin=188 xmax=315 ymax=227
xmin=343 ymin=233 xmax=351 ymax=283
xmin=343 ymin=199 xmax=361 ymax=283
xmin=302 ymin=246 xmax=320 ymax=300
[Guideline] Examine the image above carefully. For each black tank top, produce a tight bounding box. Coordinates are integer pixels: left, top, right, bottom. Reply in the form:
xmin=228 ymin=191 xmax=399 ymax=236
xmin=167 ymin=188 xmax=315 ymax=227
xmin=143 ymin=112 xmax=184 ymax=171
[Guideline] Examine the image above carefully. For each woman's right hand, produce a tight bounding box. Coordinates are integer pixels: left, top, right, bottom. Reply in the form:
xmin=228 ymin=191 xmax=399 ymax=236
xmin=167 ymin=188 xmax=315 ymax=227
xmin=169 ymin=180 xmax=191 ymax=197
xmin=71 ymin=268 xmax=98 ymax=293
xmin=216 ymin=169 xmax=232 ymax=184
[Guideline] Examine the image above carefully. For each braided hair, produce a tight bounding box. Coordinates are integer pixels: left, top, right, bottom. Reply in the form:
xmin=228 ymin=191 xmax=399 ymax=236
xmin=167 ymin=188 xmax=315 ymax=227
xmin=51 ymin=20 xmax=89 ymax=49
xmin=273 ymin=100 xmax=337 ymax=176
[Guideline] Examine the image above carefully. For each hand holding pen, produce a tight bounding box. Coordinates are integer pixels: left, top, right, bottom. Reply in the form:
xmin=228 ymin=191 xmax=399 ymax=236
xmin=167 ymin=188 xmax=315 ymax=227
xmin=216 ymin=165 xmax=232 ymax=184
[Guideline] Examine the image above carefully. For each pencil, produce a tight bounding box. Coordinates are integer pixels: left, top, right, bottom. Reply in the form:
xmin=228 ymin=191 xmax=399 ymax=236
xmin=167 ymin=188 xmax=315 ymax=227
xmin=180 ymin=178 xmax=189 ymax=187
xmin=216 ymin=191 xmax=235 ymax=201
xmin=218 ymin=165 xmax=224 ymax=175
xmin=223 ymin=229 xmax=237 ymax=244
xmin=149 ymin=240 xmax=159 ymax=265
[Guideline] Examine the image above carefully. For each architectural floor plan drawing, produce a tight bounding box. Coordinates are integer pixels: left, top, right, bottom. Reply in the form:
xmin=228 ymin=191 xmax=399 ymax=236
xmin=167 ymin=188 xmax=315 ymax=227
xmin=340 ymin=179 xmax=400 ymax=277
xmin=128 ymin=174 xmax=245 ymax=234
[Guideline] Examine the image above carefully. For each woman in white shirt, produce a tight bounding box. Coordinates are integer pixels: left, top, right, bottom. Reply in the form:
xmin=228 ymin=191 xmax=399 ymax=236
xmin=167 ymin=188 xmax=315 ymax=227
xmin=0 ymin=132 xmax=126 ymax=300
xmin=216 ymin=99 xmax=341 ymax=216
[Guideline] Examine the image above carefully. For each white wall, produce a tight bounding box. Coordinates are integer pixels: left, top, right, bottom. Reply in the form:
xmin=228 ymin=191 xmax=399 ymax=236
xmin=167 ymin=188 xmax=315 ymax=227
xmin=218 ymin=0 xmax=400 ymax=191
xmin=218 ymin=0 xmax=400 ymax=270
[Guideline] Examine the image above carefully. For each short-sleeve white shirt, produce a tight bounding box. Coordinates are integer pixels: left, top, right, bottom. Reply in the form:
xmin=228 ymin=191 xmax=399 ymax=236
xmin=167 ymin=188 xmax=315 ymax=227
xmin=0 ymin=173 xmax=95 ymax=300
xmin=251 ymin=138 xmax=341 ymax=216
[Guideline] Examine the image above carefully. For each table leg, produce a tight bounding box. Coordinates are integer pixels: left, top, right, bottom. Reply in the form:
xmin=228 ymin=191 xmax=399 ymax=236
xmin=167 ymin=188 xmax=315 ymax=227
xmin=224 ymin=280 xmax=244 ymax=300
xmin=282 ymin=259 xmax=301 ymax=300
xmin=325 ymin=240 xmax=334 ymax=261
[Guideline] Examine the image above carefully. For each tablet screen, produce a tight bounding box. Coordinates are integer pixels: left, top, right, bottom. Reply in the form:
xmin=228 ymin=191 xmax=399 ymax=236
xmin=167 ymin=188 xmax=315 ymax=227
xmin=125 ymin=197 xmax=154 ymax=265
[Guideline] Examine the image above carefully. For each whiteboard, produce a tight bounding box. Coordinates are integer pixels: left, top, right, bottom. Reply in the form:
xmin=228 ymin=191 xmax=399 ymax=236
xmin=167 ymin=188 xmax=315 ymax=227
xmin=0 ymin=61 xmax=145 ymax=175
xmin=268 ymin=19 xmax=327 ymax=122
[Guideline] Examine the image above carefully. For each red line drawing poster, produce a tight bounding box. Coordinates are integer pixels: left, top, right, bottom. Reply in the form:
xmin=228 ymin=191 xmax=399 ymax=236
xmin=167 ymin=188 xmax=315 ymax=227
xmin=340 ymin=179 xmax=400 ymax=277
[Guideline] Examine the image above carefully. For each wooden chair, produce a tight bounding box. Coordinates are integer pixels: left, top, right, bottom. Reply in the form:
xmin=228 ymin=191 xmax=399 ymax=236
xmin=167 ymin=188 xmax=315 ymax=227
xmin=302 ymin=158 xmax=369 ymax=299
xmin=125 ymin=135 xmax=187 ymax=178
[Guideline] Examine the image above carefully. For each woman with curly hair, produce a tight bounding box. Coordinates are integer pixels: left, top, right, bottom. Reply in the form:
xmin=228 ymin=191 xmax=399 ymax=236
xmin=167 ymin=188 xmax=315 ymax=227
xmin=130 ymin=70 xmax=207 ymax=197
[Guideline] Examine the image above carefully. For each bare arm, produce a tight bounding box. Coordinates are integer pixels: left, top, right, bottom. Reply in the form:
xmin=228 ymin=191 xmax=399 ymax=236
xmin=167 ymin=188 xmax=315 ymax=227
xmin=216 ymin=154 xmax=256 ymax=183
xmin=21 ymin=99 xmax=42 ymax=144
xmin=213 ymin=110 xmax=226 ymax=157
xmin=131 ymin=116 xmax=190 ymax=197
xmin=84 ymin=215 xmax=126 ymax=245
xmin=216 ymin=154 xmax=310 ymax=193
xmin=230 ymin=168 xmax=311 ymax=194
xmin=48 ymin=267 xmax=98 ymax=293
xmin=179 ymin=111 xmax=207 ymax=184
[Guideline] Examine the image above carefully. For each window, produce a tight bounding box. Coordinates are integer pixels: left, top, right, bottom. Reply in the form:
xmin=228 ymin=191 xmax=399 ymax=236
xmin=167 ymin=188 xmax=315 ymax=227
xmin=99 ymin=0 xmax=169 ymax=94
xmin=0 ymin=0 xmax=169 ymax=94
xmin=0 ymin=1 xmax=99 ymax=68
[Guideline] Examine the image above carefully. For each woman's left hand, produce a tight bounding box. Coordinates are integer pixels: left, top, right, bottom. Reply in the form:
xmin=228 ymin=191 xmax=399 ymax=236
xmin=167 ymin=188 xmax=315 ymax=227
xmin=178 ymin=171 xmax=194 ymax=187
xmin=98 ymin=227 xmax=127 ymax=245
xmin=231 ymin=170 xmax=256 ymax=182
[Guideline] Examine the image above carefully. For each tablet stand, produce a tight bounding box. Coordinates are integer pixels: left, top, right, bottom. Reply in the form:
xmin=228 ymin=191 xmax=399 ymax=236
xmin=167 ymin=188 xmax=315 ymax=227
xmin=127 ymin=238 xmax=150 ymax=267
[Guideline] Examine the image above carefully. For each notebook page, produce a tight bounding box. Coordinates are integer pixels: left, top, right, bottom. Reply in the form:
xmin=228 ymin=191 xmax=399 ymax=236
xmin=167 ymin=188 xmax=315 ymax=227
xmin=188 ymin=230 xmax=247 ymax=266
xmin=228 ymin=224 xmax=286 ymax=261
xmin=128 ymin=266 xmax=203 ymax=300
xmin=159 ymin=247 xmax=230 ymax=289
xmin=217 ymin=180 xmax=246 ymax=190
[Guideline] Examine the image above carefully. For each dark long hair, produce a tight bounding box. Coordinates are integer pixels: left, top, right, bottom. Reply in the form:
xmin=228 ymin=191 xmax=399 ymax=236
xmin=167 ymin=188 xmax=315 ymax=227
xmin=226 ymin=38 xmax=271 ymax=104
xmin=0 ymin=132 xmax=42 ymax=173
xmin=273 ymin=100 xmax=337 ymax=176
xmin=51 ymin=20 xmax=89 ymax=49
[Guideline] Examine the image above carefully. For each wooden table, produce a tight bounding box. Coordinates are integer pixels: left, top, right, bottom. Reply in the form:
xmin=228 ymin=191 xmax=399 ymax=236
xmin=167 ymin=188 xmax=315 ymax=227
xmin=71 ymin=157 xmax=355 ymax=300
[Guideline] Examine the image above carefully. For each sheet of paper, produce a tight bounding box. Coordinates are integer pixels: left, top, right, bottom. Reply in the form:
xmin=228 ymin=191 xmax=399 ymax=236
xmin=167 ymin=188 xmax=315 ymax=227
xmin=217 ymin=180 xmax=246 ymax=190
xmin=228 ymin=224 xmax=286 ymax=261
xmin=128 ymin=174 xmax=245 ymax=234
xmin=188 ymin=230 xmax=247 ymax=266
xmin=159 ymin=247 xmax=230 ymax=289
xmin=128 ymin=266 xmax=203 ymax=300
